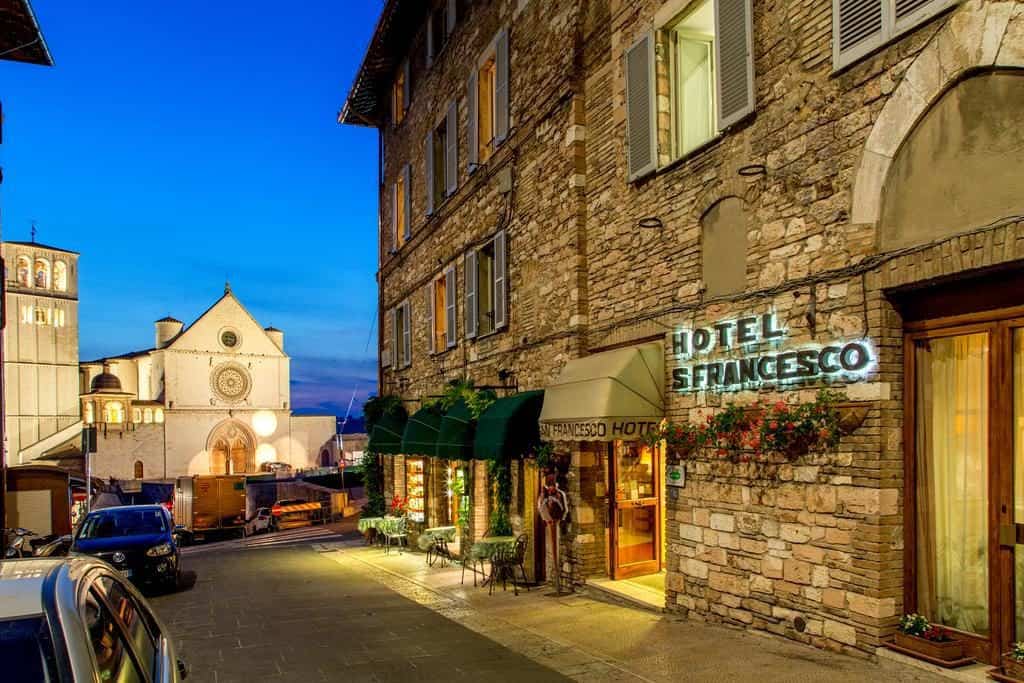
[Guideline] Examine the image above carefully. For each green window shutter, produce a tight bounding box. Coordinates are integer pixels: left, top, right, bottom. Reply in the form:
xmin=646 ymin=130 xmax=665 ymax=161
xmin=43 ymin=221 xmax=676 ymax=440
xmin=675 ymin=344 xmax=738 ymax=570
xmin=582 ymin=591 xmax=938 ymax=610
xmin=624 ymin=32 xmax=656 ymax=181
xmin=714 ymin=0 xmax=756 ymax=131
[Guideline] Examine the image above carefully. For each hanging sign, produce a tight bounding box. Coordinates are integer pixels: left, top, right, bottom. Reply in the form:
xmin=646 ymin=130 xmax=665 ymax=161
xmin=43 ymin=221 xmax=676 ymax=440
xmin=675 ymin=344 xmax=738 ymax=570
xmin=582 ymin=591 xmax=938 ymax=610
xmin=672 ymin=312 xmax=873 ymax=392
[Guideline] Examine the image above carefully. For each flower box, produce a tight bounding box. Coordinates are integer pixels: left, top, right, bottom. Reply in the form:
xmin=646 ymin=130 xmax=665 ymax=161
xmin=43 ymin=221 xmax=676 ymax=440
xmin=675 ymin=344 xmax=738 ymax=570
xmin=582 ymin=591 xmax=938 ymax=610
xmin=894 ymin=631 xmax=964 ymax=662
xmin=1002 ymin=653 xmax=1024 ymax=681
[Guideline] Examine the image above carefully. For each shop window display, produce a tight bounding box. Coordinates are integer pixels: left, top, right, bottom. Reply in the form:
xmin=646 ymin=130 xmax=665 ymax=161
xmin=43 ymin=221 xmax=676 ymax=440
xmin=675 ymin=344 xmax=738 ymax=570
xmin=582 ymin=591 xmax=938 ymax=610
xmin=407 ymin=458 xmax=425 ymax=522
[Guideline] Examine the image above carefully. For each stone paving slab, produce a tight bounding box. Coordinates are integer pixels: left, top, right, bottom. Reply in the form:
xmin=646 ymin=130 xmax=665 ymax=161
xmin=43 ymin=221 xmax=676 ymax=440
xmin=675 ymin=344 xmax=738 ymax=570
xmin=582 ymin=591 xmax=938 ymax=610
xmin=327 ymin=544 xmax=954 ymax=683
xmin=148 ymin=544 xmax=568 ymax=682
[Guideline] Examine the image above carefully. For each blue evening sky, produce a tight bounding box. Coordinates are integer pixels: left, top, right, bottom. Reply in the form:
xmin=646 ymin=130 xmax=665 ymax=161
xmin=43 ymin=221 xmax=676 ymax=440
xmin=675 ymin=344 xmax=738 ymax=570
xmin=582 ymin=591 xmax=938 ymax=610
xmin=0 ymin=1 xmax=381 ymax=418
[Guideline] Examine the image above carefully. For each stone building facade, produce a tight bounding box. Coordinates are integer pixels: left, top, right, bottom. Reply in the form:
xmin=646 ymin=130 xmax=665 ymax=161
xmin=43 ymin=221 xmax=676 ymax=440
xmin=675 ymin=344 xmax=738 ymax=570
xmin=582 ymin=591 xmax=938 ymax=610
xmin=343 ymin=0 xmax=1024 ymax=664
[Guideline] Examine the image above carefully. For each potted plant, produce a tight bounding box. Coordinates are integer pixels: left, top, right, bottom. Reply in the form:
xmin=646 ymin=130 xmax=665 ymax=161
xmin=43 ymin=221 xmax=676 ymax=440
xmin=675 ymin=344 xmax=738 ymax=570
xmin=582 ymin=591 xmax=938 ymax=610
xmin=894 ymin=614 xmax=964 ymax=662
xmin=1003 ymin=642 xmax=1024 ymax=680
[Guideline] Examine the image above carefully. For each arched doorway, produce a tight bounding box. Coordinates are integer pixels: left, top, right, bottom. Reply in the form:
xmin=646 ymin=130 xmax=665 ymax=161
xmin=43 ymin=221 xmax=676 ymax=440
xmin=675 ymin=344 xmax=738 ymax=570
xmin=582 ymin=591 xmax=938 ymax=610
xmin=207 ymin=420 xmax=256 ymax=475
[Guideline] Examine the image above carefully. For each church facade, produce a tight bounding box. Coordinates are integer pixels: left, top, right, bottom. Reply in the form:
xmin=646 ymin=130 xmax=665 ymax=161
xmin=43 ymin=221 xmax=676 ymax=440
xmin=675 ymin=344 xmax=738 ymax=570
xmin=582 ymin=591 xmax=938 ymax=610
xmin=80 ymin=285 xmax=337 ymax=480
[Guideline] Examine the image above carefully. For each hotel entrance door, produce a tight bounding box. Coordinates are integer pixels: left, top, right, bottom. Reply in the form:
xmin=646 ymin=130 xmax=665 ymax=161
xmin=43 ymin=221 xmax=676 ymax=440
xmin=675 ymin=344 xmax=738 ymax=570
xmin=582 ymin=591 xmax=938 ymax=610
xmin=906 ymin=310 xmax=1024 ymax=663
xmin=609 ymin=441 xmax=661 ymax=579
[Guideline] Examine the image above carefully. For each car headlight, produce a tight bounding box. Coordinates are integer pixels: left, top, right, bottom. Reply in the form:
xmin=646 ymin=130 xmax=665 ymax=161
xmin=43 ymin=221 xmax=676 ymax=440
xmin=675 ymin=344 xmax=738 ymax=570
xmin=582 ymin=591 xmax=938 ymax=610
xmin=146 ymin=543 xmax=173 ymax=557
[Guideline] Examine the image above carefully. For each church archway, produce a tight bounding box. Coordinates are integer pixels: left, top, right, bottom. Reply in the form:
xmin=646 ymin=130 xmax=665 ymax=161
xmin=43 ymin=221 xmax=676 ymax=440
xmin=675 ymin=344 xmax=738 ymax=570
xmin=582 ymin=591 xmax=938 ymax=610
xmin=206 ymin=420 xmax=256 ymax=474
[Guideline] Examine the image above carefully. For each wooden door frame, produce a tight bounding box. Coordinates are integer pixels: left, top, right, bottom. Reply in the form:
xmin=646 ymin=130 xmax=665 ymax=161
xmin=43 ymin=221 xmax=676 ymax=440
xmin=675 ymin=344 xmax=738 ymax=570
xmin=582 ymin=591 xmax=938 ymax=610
xmin=607 ymin=441 xmax=662 ymax=580
xmin=903 ymin=312 xmax=1021 ymax=663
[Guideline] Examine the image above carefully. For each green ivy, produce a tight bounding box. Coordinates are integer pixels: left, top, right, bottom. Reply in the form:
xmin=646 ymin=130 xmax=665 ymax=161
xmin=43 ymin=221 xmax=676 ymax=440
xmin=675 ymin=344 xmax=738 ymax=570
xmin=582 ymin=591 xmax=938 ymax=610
xmin=430 ymin=378 xmax=497 ymax=419
xmin=487 ymin=457 xmax=513 ymax=536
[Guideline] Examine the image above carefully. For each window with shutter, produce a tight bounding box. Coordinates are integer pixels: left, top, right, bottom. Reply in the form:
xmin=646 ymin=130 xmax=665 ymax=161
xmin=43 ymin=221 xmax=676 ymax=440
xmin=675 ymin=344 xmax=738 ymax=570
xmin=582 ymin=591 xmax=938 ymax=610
xmin=625 ymin=33 xmax=657 ymax=180
xmin=445 ymin=101 xmax=458 ymax=196
xmin=495 ymin=29 xmax=510 ymax=144
xmin=493 ymin=230 xmax=507 ymax=330
xmin=394 ymin=169 xmax=408 ymax=249
xmin=426 ymin=282 xmax=436 ymax=354
xmin=425 ymin=131 xmax=435 ymax=216
xmin=402 ymin=301 xmax=412 ymax=368
xmin=402 ymin=164 xmax=412 ymax=242
xmin=465 ymin=251 xmax=478 ymax=339
xmin=467 ymin=73 xmax=479 ymax=171
xmin=392 ymin=62 xmax=407 ymax=125
xmin=383 ymin=309 xmax=395 ymax=368
xmin=445 ymin=266 xmax=457 ymax=348
xmin=833 ymin=0 xmax=958 ymax=70
xmin=447 ymin=0 xmax=457 ymax=34
xmin=430 ymin=273 xmax=446 ymax=353
xmin=714 ymin=0 xmax=754 ymax=130
xmin=391 ymin=307 xmax=400 ymax=367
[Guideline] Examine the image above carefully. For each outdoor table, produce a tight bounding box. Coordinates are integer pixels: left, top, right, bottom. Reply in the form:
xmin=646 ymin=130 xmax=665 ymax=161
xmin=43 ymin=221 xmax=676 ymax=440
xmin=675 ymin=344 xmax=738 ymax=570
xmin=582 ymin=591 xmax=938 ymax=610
xmin=418 ymin=525 xmax=457 ymax=551
xmin=358 ymin=516 xmax=394 ymax=545
xmin=468 ymin=536 xmax=516 ymax=587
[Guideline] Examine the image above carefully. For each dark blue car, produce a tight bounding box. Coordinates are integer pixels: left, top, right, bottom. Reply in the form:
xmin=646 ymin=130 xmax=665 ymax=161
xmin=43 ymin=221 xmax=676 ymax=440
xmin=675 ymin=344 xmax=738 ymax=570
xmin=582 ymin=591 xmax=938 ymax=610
xmin=72 ymin=504 xmax=181 ymax=592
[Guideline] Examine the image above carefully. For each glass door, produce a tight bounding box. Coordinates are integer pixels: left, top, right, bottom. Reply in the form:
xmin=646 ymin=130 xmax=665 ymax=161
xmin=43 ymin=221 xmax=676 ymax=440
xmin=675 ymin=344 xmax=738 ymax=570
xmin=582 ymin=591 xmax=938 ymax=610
xmin=609 ymin=441 xmax=661 ymax=579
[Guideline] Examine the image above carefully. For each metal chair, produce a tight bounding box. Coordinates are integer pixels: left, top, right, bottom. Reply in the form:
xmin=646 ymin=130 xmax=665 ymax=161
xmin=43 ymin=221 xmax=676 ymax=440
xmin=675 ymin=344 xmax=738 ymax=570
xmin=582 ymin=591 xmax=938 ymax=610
xmin=488 ymin=534 xmax=530 ymax=596
xmin=382 ymin=516 xmax=408 ymax=555
xmin=459 ymin=542 xmax=486 ymax=587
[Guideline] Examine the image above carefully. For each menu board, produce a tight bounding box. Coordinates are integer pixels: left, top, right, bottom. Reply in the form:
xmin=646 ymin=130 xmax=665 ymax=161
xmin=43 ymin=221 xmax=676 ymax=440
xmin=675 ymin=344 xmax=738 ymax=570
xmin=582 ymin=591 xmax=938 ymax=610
xmin=407 ymin=458 xmax=425 ymax=522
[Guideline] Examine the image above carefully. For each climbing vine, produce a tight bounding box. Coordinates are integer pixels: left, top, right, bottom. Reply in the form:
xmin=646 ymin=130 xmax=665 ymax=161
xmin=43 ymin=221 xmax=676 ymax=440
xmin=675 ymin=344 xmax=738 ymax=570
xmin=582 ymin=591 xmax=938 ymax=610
xmin=488 ymin=457 xmax=513 ymax=536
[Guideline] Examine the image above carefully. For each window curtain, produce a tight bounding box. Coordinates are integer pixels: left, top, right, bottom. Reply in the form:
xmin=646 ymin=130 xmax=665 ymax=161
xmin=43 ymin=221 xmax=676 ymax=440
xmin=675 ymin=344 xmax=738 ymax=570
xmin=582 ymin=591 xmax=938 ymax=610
xmin=915 ymin=333 xmax=989 ymax=635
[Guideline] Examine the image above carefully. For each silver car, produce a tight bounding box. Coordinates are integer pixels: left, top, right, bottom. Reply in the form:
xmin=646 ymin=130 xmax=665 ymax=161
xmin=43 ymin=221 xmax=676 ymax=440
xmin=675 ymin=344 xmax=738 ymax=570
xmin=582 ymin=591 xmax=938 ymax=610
xmin=0 ymin=556 xmax=187 ymax=682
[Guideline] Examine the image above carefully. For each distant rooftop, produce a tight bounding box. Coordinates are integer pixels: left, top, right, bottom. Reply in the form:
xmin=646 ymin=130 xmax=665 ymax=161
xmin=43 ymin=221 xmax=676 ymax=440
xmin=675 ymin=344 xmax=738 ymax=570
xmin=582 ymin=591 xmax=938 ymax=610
xmin=3 ymin=240 xmax=79 ymax=255
xmin=0 ymin=0 xmax=52 ymax=67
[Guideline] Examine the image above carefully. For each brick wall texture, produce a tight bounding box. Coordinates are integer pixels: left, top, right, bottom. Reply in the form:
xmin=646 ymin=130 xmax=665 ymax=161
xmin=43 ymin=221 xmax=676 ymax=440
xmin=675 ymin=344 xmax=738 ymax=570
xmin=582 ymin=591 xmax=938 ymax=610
xmin=360 ymin=0 xmax=1024 ymax=661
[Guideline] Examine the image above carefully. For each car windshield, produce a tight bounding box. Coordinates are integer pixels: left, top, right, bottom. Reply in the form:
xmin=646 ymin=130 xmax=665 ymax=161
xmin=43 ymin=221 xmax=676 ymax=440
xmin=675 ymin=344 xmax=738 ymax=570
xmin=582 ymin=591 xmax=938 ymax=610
xmin=79 ymin=508 xmax=168 ymax=539
xmin=0 ymin=616 xmax=58 ymax=681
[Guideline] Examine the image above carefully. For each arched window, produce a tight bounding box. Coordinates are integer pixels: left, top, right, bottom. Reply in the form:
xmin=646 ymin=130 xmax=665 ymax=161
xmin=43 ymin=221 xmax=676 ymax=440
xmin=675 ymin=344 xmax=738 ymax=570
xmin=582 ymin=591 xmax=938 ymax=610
xmin=16 ymin=256 xmax=30 ymax=287
xmin=132 ymin=408 xmax=142 ymax=423
xmin=53 ymin=261 xmax=68 ymax=292
xmin=84 ymin=402 xmax=95 ymax=424
xmin=134 ymin=461 xmax=144 ymax=479
xmin=154 ymin=408 xmax=164 ymax=424
xmin=143 ymin=408 xmax=153 ymax=423
xmin=104 ymin=401 xmax=124 ymax=424
xmin=34 ymin=259 xmax=50 ymax=289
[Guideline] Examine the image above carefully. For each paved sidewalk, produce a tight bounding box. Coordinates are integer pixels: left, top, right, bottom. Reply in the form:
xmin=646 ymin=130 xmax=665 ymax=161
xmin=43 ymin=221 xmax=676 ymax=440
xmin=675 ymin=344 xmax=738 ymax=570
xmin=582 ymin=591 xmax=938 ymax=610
xmin=323 ymin=543 xmax=952 ymax=683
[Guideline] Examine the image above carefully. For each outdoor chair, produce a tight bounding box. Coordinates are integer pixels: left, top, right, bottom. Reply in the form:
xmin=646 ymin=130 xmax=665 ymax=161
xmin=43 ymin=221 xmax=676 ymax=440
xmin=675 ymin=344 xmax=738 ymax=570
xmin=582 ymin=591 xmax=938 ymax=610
xmin=459 ymin=543 xmax=486 ymax=587
xmin=427 ymin=536 xmax=455 ymax=568
xmin=382 ymin=516 xmax=408 ymax=555
xmin=488 ymin=534 xmax=530 ymax=596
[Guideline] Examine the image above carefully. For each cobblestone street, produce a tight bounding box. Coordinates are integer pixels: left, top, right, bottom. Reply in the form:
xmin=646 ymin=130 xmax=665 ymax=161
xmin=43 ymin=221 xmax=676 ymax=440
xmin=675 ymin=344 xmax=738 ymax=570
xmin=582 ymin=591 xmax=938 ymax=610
xmin=148 ymin=538 xmax=961 ymax=683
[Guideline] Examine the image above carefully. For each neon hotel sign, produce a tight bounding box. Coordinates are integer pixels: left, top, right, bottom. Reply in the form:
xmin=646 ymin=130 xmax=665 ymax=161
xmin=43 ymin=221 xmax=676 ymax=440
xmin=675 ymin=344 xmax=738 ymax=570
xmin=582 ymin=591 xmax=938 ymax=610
xmin=671 ymin=312 xmax=873 ymax=392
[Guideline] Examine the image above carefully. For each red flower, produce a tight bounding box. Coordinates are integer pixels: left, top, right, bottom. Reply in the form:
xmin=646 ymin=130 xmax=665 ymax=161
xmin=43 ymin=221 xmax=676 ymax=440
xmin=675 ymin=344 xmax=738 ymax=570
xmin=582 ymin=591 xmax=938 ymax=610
xmin=818 ymin=428 xmax=831 ymax=439
xmin=769 ymin=421 xmax=778 ymax=430
xmin=774 ymin=401 xmax=787 ymax=411
xmin=706 ymin=415 xmax=714 ymax=424
xmin=785 ymin=421 xmax=795 ymax=431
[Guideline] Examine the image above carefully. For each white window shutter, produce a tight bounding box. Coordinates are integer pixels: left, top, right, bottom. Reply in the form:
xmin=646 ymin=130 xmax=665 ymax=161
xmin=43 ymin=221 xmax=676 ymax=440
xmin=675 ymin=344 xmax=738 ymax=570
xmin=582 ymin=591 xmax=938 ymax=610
xmin=426 ymin=283 xmax=435 ymax=354
xmin=495 ymin=29 xmax=510 ymax=145
xmin=402 ymin=164 xmax=412 ymax=241
xmin=425 ymin=131 xmax=435 ymax=216
xmin=402 ymin=301 xmax=412 ymax=368
xmin=715 ymin=0 xmax=756 ymax=131
xmin=467 ymin=73 xmax=479 ymax=171
xmin=465 ymin=251 xmax=478 ymax=339
xmin=445 ymin=266 xmax=457 ymax=348
xmin=445 ymin=101 xmax=458 ymax=196
xmin=493 ymin=230 xmax=507 ymax=330
xmin=832 ymin=0 xmax=885 ymax=70
xmin=624 ymin=33 xmax=657 ymax=181
xmin=447 ymin=0 xmax=457 ymax=34
xmin=391 ymin=182 xmax=399 ymax=249
xmin=402 ymin=59 xmax=411 ymax=112
xmin=383 ymin=309 xmax=395 ymax=368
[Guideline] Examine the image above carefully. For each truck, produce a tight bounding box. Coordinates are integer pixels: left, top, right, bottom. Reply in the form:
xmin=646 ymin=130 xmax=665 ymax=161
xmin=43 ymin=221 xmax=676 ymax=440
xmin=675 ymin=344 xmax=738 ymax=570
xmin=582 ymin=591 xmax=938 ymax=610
xmin=173 ymin=475 xmax=247 ymax=543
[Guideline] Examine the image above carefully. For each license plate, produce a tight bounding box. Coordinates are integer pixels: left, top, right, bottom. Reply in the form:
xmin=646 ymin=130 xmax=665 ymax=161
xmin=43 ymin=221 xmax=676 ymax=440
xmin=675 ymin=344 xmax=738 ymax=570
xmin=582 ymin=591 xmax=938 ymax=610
xmin=119 ymin=569 xmax=132 ymax=578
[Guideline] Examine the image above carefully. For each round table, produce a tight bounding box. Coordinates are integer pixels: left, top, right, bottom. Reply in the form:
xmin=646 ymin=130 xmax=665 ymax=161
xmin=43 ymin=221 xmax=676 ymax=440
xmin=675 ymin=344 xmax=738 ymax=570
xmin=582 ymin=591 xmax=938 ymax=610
xmin=470 ymin=535 xmax=516 ymax=561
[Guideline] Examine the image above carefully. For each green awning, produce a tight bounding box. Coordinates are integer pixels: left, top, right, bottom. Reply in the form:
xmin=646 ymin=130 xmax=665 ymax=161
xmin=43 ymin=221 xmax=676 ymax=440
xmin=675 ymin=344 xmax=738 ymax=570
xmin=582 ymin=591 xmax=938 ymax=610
xmin=473 ymin=390 xmax=544 ymax=461
xmin=436 ymin=399 xmax=475 ymax=460
xmin=401 ymin=405 xmax=444 ymax=457
xmin=367 ymin=410 xmax=407 ymax=455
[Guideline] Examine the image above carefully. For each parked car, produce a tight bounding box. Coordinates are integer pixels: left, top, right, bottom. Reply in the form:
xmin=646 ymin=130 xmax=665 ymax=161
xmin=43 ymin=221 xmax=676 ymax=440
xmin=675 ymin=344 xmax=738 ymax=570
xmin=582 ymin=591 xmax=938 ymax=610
xmin=244 ymin=508 xmax=272 ymax=536
xmin=71 ymin=505 xmax=180 ymax=591
xmin=0 ymin=556 xmax=187 ymax=682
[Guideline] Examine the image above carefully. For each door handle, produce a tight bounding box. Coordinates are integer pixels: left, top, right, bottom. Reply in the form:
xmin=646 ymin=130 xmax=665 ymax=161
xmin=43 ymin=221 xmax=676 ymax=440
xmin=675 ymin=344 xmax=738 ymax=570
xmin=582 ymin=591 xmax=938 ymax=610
xmin=999 ymin=523 xmax=1024 ymax=548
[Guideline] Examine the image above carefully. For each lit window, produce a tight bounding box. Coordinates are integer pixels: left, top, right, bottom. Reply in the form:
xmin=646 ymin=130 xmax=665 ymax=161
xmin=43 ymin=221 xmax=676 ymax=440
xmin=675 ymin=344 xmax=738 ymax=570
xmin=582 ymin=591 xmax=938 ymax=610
xmin=668 ymin=0 xmax=716 ymax=157
xmin=392 ymin=61 xmax=408 ymax=125
xmin=16 ymin=256 xmax=30 ymax=287
xmin=154 ymin=408 xmax=164 ymax=424
xmin=53 ymin=261 xmax=68 ymax=292
xmin=477 ymin=56 xmax=496 ymax=163
xmin=105 ymin=401 xmax=125 ymax=424
xmin=143 ymin=408 xmax=153 ymax=424
xmin=35 ymin=307 xmax=47 ymax=325
xmin=34 ymin=258 xmax=50 ymax=289
xmin=432 ymin=275 xmax=447 ymax=351
xmin=84 ymin=402 xmax=95 ymax=424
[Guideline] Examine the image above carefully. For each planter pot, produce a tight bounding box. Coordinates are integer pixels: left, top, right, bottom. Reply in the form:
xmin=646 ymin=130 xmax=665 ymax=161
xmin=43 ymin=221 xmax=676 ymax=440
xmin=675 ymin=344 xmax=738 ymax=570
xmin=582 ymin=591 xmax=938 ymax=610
xmin=894 ymin=632 xmax=964 ymax=662
xmin=1002 ymin=654 xmax=1024 ymax=680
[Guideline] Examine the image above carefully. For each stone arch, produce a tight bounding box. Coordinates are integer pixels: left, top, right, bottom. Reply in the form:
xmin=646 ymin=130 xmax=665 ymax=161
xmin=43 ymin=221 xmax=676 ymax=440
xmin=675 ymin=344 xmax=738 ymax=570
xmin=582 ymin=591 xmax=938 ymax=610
xmin=206 ymin=419 xmax=257 ymax=474
xmin=851 ymin=1 xmax=1024 ymax=225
